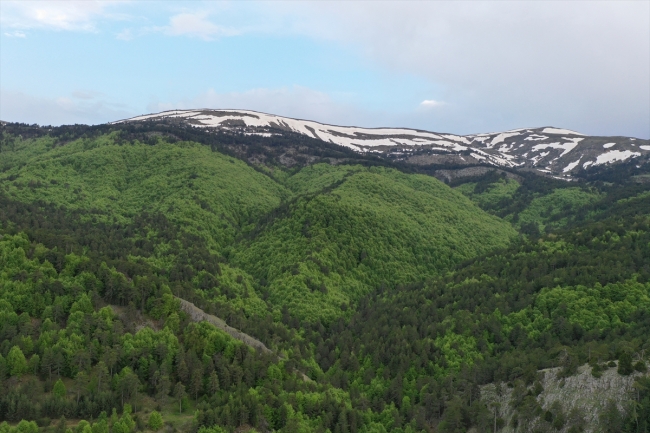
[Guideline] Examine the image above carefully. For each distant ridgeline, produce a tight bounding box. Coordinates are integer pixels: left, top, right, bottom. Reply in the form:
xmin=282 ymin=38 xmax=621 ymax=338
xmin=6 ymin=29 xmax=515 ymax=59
xmin=112 ymin=109 xmax=650 ymax=181
xmin=0 ymin=118 xmax=649 ymax=433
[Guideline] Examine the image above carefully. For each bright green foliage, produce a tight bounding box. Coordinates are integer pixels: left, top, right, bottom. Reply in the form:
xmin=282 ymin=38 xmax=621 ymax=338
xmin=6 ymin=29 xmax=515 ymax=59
xmin=111 ymin=411 xmax=135 ymax=433
xmin=148 ymin=411 xmax=163 ymax=431
xmin=75 ymin=421 xmax=91 ymax=433
xmin=1 ymin=134 xmax=515 ymax=323
xmin=236 ymin=166 xmax=516 ymax=321
xmin=2 ymin=123 xmax=649 ymax=433
xmin=504 ymin=279 xmax=650 ymax=337
xmin=284 ymin=163 xmax=365 ymax=195
xmin=6 ymin=346 xmax=27 ymax=377
xmin=1 ymin=135 xmax=289 ymax=253
xmin=455 ymin=177 xmax=520 ymax=208
xmin=52 ymin=379 xmax=66 ymax=398
xmin=513 ymin=187 xmax=600 ymax=232
xmin=91 ymin=419 xmax=108 ymax=433
xmin=0 ymin=420 xmax=39 ymax=433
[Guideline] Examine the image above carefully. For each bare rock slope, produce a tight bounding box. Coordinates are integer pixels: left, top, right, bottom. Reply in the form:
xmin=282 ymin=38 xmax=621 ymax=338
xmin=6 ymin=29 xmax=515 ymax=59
xmin=481 ymin=364 xmax=648 ymax=433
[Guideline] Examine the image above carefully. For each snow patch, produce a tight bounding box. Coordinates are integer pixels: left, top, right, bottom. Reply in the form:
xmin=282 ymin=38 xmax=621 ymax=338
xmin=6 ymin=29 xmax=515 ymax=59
xmin=530 ymin=151 xmax=550 ymax=166
xmin=603 ymin=143 xmax=616 ymax=148
xmin=542 ymin=127 xmax=585 ymax=136
xmin=490 ymin=132 xmax=520 ymax=146
xmin=640 ymin=146 xmax=650 ymax=151
xmin=441 ymin=135 xmax=471 ymax=144
xmin=532 ymin=138 xmax=584 ymax=157
xmin=563 ymin=158 xmax=582 ymax=173
xmin=593 ymin=150 xmax=641 ymax=166
xmin=524 ymin=134 xmax=549 ymax=141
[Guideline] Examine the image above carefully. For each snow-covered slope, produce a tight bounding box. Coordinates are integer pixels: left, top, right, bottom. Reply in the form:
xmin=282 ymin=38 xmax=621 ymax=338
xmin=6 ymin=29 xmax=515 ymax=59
xmin=116 ymin=109 xmax=650 ymax=178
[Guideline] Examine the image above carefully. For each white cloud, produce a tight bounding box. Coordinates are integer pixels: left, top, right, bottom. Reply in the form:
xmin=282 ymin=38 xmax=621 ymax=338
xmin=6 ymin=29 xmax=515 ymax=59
xmin=420 ymin=100 xmax=445 ymax=108
xmin=0 ymin=89 xmax=133 ymax=125
xmin=116 ymin=28 xmax=133 ymax=41
xmin=0 ymin=1 xmax=125 ymax=32
xmin=264 ymin=1 xmax=650 ymax=137
xmin=71 ymin=90 xmax=103 ymax=100
xmin=1 ymin=2 xmax=647 ymax=137
xmin=3 ymin=30 xmax=26 ymax=38
xmin=145 ymin=86 xmax=463 ymax=133
xmin=147 ymin=86 xmax=363 ymax=125
xmin=158 ymin=12 xmax=238 ymax=40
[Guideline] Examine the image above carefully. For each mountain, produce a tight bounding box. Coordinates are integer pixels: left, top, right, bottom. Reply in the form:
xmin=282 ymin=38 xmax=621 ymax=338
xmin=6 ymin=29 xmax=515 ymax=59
xmin=0 ymin=119 xmax=649 ymax=433
xmin=116 ymin=109 xmax=650 ymax=179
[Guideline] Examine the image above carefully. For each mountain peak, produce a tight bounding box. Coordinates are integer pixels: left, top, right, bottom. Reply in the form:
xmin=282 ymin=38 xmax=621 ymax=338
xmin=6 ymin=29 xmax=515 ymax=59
xmin=116 ymin=109 xmax=649 ymax=178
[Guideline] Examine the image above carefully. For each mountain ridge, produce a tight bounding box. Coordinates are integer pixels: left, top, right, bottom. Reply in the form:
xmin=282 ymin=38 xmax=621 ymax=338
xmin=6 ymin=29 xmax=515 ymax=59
xmin=1 ymin=119 xmax=649 ymax=432
xmin=115 ymin=108 xmax=650 ymax=179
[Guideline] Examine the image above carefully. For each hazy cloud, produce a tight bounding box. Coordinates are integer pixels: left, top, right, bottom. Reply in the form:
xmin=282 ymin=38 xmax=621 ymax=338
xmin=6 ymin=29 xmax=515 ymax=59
xmin=3 ymin=30 xmax=26 ymax=38
xmin=0 ymin=1 xmax=125 ymax=32
xmin=144 ymin=85 xmax=464 ymax=133
xmin=116 ymin=28 xmax=133 ymax=41
xmin=420 ymin=100 xmax=445 ymax=109
xmin=163 ymin=12 xmax=237 ymax=40
xmin=0 ymin=90 xmax=133 ymax=125
xmin=271 ymin=1 xmax=650 ymax=137
xmin=1 ymin=1 xmax=648 ymax=137
xmin=71 ymin=90 xmax=103 ymax=100
xmin=147 ymin=86 xmax=367 ymax=126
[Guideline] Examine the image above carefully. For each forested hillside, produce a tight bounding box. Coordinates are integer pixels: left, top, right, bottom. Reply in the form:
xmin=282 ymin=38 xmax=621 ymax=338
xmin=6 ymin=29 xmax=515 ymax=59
xmin=0 ymin=122 xmax=649 ymax=433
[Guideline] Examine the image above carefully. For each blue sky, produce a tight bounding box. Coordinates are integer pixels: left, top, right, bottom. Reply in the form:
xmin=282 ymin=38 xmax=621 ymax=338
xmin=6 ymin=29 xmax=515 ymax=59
xmin=1 ymin=1 xmax=648 ymax=138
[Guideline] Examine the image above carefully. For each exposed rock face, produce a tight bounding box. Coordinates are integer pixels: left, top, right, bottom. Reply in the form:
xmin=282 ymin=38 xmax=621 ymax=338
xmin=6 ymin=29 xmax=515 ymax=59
xmin=178 ymin=297 xmax=314 ymax=382
xmin=481 ymin=364 xmax=647 ymax=433
xmin=177 ymin=297 xmax=273 ymax=355
xmin=432 ymin=167 xmax=523 ymax=184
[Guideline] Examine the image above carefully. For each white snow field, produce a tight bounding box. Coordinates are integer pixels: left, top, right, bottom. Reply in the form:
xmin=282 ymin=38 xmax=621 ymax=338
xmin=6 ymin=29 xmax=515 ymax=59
xmin=593 ymin=150 xmax=641 ymax=166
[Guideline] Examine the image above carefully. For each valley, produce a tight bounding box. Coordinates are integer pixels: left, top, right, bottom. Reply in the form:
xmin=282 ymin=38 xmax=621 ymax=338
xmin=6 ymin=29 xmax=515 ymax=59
xmin=0 ymin=117 xmax=649 ymax=433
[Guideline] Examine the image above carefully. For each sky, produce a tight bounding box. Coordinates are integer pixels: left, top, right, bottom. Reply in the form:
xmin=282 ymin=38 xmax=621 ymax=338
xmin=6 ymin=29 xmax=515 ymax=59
xmin=0 ymin=1 xmax=648 ymax=138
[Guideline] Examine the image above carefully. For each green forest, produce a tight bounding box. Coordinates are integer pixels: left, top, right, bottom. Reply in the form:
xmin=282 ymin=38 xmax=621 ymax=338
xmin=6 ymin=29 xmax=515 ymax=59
xmin=0 ymin=121 xmax=649 ymax=433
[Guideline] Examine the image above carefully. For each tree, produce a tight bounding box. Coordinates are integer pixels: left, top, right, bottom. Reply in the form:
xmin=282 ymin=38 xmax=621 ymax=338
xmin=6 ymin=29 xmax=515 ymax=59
xmin=73 ymin=371 xmax=89 ymax=404
xmin=28 ymin=354 xmax=40 ymax=375
xmin=41 ymin=348 xmax=55 ymax=381
xmin=55 ymin=416 xmax=67 ymax=433
xmin=489 ymin=401 xmax=501 ymax=433
xmin=618 ymin=353 xmax=634 ymax=376
xmin=94 ymin=361 xmax=109 ymax=392
xmin=0 ymin=354 xmax=6 ymax=380
xmin=174 ymin=382 xmax=186 ymax=414
xmin=91 ymin=419 xmax=109 ymax=433
xmin=53 ymin=378 xmax=67 ymax=399
xmin=14 ymin=420 xmax=39 ymax=433
xmin=439 ymin=396 xmax=466 ymax=432
xmin=7 ymin=346 xmax=28 ymax=377
xmin=189 ymin=366 xmax=204 ymax=399
xmin=599 ymin=399 xmax=624 ymax=433
xmin=176 ymin=358 xmax=189 ymax=383
xmin=156 ymin=375 xmax=172 ymax=403
xmin=102 ymin=348 xmax=118 ymax=376
xmin=148 ymin=411 xmax=163 ymax=431
xmin=207 ymin=371 xmax=220 ymax=395
xmin=117 ymin=367 xmax=141 ymax=408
